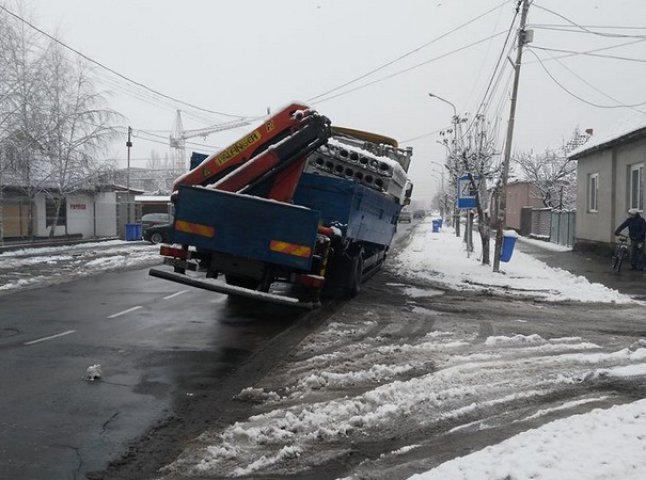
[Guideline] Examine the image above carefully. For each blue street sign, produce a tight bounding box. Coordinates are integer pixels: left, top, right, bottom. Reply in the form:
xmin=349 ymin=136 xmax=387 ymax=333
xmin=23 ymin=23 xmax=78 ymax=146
xmin=457 ymin=174 xmax=480 ymax=209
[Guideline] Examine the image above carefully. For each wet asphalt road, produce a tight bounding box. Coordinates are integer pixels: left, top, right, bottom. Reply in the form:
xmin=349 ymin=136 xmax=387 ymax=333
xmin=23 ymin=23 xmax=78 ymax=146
xmin=0 ymin=267 xmax=303 ymax=479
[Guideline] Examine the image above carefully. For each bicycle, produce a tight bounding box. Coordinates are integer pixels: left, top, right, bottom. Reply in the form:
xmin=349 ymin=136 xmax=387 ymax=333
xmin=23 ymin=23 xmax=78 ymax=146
xmin=611 ymin=234 xmax=629 ymax=273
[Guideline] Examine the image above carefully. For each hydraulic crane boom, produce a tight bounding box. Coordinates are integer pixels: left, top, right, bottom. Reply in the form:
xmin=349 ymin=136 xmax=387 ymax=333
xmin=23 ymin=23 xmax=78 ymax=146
xmin=172 ymin=103 xmax=312 ymax=192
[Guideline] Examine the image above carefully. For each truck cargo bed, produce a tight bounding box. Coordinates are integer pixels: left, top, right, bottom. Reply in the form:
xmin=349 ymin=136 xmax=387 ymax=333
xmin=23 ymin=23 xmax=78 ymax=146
xmin=293 ymin=173 xmax=400 ymax=248
xmin=173 ymin=186 xmax=320 ymax=271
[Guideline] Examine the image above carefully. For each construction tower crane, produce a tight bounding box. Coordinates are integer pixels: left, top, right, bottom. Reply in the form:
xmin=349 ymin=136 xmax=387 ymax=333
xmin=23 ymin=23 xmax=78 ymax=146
xmin=169 ymin=110 xmax=251 ymax=170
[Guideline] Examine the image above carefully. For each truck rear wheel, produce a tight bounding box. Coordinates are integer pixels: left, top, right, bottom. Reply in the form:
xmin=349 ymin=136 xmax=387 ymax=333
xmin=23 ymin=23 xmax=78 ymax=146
xmin=348 ymin=252 xmax=364 ymax=298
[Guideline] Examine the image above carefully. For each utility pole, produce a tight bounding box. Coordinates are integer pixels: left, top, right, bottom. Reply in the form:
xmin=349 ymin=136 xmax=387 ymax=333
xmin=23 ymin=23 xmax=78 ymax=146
xmin=493 ymin=0 xmax=531 ymax=272
xmin=126 ymin=126 xmax=132 ymax=224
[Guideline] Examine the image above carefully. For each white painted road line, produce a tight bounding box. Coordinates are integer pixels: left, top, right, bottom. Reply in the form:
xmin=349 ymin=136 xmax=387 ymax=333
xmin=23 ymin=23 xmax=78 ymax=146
xmin=24 ymin=330 xmax=76 ymax=346
xmin=107 ymin=306 xmax=143 ymax=319
xmin=163 ymin=290 xmax=189 ymax=300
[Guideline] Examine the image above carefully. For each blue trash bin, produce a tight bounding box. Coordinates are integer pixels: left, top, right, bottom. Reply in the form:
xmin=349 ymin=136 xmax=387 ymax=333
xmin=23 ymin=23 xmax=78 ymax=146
xmin=500 ymin=230 xmax=518 ymax=262
xmin=431 ymin=219 xmax=441 ymax=233
xmin=125 ymin=223 xmax=142 ymax=241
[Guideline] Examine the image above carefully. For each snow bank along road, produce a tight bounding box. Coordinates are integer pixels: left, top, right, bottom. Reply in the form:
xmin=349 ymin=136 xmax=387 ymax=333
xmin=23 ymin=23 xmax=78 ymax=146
xmin=0 ymin=240 xmax=162 ymax=293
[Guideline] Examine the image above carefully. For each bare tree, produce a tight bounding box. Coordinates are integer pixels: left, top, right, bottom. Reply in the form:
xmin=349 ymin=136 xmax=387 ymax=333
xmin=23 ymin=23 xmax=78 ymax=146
xmin=460 ymin=114 xmax=500 ymax=265
xmin=0 ymin=4 xmax=53 ymax=238
xmin=511 ymin=129 xmax=589 ymax=211
xmin=39 ymin=46 xmax=120 ymax=237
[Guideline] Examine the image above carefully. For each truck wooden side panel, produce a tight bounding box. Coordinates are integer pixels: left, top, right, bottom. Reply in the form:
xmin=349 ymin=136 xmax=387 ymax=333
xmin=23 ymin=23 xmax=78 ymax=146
xmin=293 ymin=173 xmax=400 ymax=248
xmin=173 ymin=186 xmax=320 ymax=271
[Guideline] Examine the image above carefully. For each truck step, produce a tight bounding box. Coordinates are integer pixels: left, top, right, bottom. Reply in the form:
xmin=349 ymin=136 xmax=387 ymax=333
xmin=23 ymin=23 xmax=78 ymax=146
xmin=149 ymin=268 xmax=319 ymax=310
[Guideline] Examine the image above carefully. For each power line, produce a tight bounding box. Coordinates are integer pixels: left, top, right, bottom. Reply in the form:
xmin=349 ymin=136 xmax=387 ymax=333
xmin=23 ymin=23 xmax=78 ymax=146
xmin=526 ymin=48 xmax=646 ymax=109
xmin=530 ymin=24 xmax=646 ymax=39
xmin=463 ymin=2 xmax=509 ymax=110
xmin=524 ymin=38 xmax=646 ymax=64
xmin=0 ymin=4 xmax=251 ymax=119
xmin=462 ymin=7 xmax=520 ymax=140
xmin=312 ymin=31 xmax=508 ymax=105
xmin=530 ymin=45 xmax=646 ymax=63
xmin=307 ymin=0 xmax=511 ymax=103
xmin=531 ymin=23 xmax=646 ymax=30
xmin=533 ymin=3 xmax=646 ymax=39
xmin=400 ymin=128 xmax=444 ymax=144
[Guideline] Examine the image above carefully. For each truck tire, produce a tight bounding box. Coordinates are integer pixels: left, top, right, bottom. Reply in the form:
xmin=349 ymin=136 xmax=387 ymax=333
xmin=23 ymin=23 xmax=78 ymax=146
xmin=348 ymin=252 xmax=364 ymax=297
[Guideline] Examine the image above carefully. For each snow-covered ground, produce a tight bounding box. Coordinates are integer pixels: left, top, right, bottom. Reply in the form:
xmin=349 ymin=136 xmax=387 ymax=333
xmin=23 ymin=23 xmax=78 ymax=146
xmin=0 ymin=240 xmax=161 ymax=293
xmin=393 ymin=222 xmax=635 ymax=304
xmin=156 ymin=221 xmax=646 ymax=480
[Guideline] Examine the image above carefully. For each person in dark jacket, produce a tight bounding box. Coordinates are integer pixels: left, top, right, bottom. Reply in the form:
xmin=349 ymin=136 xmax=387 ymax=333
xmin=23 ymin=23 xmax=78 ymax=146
xmin=614 ymin=208 xmax=646 ymax=270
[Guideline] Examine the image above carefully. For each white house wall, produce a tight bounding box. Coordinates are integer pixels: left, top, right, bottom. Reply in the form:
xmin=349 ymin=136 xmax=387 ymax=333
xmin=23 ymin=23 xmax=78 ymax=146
xmin=31 ymin=191 xmax=118 ymax=239
xmin=615 ymin=137 xmax=646 ymax=222
xmin=66 ymin=194 xmax=95 ymax=237
xmin=576 ymin=148 xmax=613 ymax=244
xmin=94 ymin=192 xmax=117 ymax=237
xmin=576 ymin=136 xmax=646 ymax=247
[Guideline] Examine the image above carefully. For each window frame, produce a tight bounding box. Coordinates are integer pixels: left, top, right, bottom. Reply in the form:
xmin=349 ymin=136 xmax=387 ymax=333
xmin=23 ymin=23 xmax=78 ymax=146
xmin=588 ymin=172 xmax=599 ymax=213
xmin=629 ymin=163 xmax=644 ymax=211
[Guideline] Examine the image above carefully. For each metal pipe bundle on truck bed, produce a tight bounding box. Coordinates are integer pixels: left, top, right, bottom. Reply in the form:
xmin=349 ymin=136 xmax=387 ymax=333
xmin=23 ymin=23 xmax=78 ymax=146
xmin=149 ymin=103 xmax=413 ymax=308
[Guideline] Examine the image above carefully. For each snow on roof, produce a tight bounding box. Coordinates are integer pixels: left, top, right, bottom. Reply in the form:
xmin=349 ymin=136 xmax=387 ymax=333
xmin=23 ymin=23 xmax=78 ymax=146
xmin=568 ymin=113 xmax=646 ymax=159
xmin=135 ymin=195 xmax=171 ymax=202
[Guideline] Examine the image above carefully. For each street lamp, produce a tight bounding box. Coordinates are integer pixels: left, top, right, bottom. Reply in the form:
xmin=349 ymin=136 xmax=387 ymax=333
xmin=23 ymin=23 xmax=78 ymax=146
xmin=428 ymin=92 xmax=457 ymax=120
xmin=429 ymin=92 xmax=461 ymax=236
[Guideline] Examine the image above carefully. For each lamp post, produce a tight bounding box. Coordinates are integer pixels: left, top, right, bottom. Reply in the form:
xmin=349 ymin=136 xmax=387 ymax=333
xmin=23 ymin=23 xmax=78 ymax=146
xmin=126 ymin=126 xmax=133 ymax=226
xmin=429 ymin=92 xmax=460 ymax=237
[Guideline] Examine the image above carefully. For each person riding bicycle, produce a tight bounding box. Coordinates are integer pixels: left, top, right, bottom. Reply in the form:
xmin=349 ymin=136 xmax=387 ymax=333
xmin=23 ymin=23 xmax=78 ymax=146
xmin=614 ymin=208 xmax=646 ymax=270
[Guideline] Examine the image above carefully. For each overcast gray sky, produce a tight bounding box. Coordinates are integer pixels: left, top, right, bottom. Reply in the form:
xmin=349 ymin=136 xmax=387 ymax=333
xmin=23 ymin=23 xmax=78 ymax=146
xmin=17 ymin=0 xmax=646 ymax=202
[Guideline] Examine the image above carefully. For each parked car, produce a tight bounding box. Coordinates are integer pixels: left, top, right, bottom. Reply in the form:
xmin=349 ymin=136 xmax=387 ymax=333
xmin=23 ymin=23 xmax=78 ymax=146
xmin=141 ymin=213 xmax=173 ymax=244
xmin=398 ymin=207 xmax=412 ymax=223
xmin=141 ymin=213 xmax=173 ymax=231
xmin=143 ymin=223 xmax=174 ymax=244
xmin=413 ymin=209 xmax=426 ymax=220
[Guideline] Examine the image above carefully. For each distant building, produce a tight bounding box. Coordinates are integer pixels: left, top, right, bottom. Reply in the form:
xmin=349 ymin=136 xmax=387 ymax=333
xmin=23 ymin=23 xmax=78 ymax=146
xmin=0 ymin=164 xmax=176 ymax=241
xmin=505 ymin=181 xmax=544 ymax=231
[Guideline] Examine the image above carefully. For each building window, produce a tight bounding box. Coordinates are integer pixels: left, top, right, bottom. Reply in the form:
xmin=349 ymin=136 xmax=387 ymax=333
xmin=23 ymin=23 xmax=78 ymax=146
xmin=629 ymin=163 xmax=644 ymax=211
xmin=588 ymin=173 xmax=599 ymax=212
xmin=46 ymin=197 xmax=67 ymax=227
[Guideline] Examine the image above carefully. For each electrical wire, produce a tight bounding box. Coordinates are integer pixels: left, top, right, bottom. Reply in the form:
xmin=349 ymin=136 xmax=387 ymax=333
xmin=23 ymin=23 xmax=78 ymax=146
xmin=540 ymin=49 xmax=646 ymax=114
xmin=400 ymin=128 xmax=444 ymax=144
xmin=524 ymin=38 xmax=646 ymax=64
xmin=312 ymin=31 xmax=509 ymax=105
xmin=530 ymin=45 xmax=646 ymax=63
xmin=463 ymin=1 xmax=509 ymax=110
xmin=526 ymin=48 xmax=646 ymax=109
xmin=531 ymin=23 xmax=646 ymax=30
xmin=529 ymin=24 xmax=646 ymax=39
xmin=461 ymin=10 xmax=519 ymax=140
xmin=307 ymin=0 xmax=511 ymax=103
xmin=532 ymin=3 xmax=646 ymax=39
xmin=0 ymin=4 xmax=251 ymax=119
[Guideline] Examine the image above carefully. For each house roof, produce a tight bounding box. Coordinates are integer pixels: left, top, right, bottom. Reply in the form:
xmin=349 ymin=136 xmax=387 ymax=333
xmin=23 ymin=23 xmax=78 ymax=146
xmin=568 ymin=115 xmax=646 ymax=160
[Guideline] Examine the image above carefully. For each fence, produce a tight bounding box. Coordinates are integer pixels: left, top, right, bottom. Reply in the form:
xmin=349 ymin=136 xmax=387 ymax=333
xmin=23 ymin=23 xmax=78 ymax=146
xmin=524 ymin=207 xmax=576 ymax=247
xmin=550 ymin=210 xmax=576 ymax=247
xmin=530 ymin=208 xmax=552 ymax=239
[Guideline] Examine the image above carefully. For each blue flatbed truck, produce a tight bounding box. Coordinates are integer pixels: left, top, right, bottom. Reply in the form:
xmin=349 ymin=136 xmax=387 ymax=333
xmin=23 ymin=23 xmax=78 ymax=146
xmin=149 ymin=104 xmax=412 ymax=308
